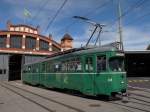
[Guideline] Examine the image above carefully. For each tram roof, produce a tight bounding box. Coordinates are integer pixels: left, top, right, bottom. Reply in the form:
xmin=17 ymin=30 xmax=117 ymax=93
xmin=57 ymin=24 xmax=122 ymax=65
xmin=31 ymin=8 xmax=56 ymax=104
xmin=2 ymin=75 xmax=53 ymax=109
xmin=24 ymin=46 xmax=122 ymax=65
xmin=71 ymin=46 xmax=120 ymax=55
xmin=125 ymin=50 xmax=150 ymax=54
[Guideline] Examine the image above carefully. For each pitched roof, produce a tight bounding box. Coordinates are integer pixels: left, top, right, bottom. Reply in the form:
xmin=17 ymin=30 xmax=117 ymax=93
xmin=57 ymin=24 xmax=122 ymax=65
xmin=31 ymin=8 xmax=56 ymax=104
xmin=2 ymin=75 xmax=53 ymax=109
xmin=61 ymin=33 xmax=73 ymax=41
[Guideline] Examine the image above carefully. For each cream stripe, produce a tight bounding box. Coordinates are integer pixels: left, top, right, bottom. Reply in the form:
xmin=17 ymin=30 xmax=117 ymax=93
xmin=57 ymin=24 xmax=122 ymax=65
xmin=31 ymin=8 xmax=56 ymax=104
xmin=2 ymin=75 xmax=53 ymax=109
xmin=23 ymin=72 xmax=126 ymax=75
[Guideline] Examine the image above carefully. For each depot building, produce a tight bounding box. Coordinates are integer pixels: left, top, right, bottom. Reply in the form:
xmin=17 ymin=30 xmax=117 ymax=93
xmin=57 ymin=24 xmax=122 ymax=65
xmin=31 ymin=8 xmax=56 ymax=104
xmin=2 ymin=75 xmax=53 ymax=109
xmin=0 ymin=22 xmax=73 ymax=81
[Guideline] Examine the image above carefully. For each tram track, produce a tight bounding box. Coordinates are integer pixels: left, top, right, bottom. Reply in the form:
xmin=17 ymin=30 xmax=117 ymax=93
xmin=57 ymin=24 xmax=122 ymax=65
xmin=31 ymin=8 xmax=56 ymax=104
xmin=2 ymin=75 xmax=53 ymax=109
xmin=128 ymin=92 xmax=150 ymax=99
xmin=0 ymin=83 xmax=55 ymax=112
xmin=128 ymin=96 xmax=150 ymax=104
xmin=128 ymin=86 xmax=150 ymax=93
xmin=2 ymin=81 xmax=150 ymax=112
xmin=108 ymin=90 xmax=150 ymax=112
xmin=0 ymin=82 xmax=85 ymax=112
xmin=109 ymin=100 xmax=150 ymax=112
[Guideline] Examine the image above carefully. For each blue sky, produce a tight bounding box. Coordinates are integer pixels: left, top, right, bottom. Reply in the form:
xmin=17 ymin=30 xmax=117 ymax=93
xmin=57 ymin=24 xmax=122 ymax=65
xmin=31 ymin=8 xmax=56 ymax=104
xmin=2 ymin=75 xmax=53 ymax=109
xmin=0 ymin=0 xmax=150 ymax=50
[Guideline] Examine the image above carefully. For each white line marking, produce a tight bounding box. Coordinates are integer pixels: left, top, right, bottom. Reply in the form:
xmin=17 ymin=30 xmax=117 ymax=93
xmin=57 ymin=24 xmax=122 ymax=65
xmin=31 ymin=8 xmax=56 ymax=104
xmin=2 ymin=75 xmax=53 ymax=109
xmin=15 ymin=83 xmax=22 ymax=86
xmin=128 ymin=85 xmax=150 ymax=92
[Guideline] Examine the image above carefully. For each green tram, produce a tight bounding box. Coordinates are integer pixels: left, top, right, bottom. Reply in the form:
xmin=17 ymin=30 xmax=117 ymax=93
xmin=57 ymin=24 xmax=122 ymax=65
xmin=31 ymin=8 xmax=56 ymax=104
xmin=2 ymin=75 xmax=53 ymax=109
xmin=22 ymin=47 xmax=127 ymax=96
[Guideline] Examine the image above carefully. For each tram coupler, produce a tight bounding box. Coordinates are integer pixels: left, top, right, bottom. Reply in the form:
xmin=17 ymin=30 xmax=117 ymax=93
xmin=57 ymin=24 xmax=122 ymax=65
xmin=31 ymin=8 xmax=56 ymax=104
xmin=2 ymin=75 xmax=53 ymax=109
xmin=121 ymin=92 xmax=130 ymax=103
xmin=115 ymin=92 xmax=129 ymax=102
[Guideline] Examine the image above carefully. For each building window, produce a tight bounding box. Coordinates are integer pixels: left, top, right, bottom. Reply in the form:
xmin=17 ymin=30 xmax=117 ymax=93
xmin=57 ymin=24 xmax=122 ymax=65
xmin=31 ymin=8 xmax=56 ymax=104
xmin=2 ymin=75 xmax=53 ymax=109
xmin=29 ymin=29 xmax=33 ymax=33
xmin=10 ymin=27 xmax=15 ymax=31
xmin=39 ymin=40 xmax=49 ymax=51
xmin=26 ymin=36 xmax=36 ymax=49
xmin=52 ymin=45 xmax=60 ymax=51
xmin=3 ymin=69 xmax=6 ymax=74
xmin=10 ymin=35 xmax=22 ymax=48
xmin=34 ymin=31 xmax=37 ymax=34
xmin=0 ymin=69 xmax=2 ymax=74
xmin=15 ymin=27 xmax=19 ymax=31
xmin=0 ymin=36 xmax=6 ymax=48
xmin=20 ymin=27 xmax=24 ymax=32
xmin=25 ymin=28 xmax=29 ymax=32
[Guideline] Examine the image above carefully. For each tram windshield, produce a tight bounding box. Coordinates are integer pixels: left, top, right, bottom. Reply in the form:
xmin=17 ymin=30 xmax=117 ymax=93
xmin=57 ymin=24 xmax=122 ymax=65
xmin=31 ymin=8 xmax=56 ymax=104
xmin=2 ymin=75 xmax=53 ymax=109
xmin=109 ymin=57 xmax=124 ymax=72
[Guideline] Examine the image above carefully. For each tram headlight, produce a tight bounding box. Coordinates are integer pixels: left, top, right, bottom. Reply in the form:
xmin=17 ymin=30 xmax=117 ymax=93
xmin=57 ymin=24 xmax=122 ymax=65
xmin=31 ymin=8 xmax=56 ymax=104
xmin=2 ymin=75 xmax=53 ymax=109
xmin=121 ymin=81 xmax=124 ymax=84
xmin=108 ymin=78 xmax=112 ymax=82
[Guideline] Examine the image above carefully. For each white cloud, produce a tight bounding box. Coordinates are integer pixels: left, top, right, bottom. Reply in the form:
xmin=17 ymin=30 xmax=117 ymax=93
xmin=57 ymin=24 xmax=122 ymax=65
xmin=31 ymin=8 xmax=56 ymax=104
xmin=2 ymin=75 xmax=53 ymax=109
xmin=71 ymin=25 xmax=150 ymax=50
xmin=122 ymin=26 xmax=150 ymax=50
xmin=2 ymin=0 xmax=150 ymax=51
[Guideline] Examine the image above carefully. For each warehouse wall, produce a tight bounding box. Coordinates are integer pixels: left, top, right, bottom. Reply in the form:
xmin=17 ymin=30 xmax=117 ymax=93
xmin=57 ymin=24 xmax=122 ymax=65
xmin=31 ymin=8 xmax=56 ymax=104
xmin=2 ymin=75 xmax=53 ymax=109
xmin=125 ymin=53 xmax=150 ymax=77
xmin=0 ymin=54 xmax=9 ymax=81
xmin=23 ymin=55 xmax=46 ymax=64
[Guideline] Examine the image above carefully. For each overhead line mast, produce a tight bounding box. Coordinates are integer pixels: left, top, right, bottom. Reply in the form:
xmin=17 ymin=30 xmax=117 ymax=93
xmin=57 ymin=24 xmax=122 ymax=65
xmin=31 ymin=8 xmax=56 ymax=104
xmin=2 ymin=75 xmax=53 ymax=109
xmin=118 ymin=0 xmax=124 ymax=51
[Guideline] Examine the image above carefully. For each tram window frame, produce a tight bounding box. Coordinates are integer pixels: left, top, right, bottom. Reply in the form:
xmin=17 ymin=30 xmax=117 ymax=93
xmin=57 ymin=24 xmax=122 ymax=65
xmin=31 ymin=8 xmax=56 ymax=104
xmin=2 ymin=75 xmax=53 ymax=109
xmin=85 ymin=57 xmax=94 ymax=72
xmin=97 ymin=55 xmax=106 ymax=72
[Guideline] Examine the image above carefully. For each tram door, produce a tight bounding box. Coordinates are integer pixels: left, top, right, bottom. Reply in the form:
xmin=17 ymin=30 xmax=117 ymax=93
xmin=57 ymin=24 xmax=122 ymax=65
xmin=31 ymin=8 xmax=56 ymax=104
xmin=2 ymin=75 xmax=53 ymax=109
xmin=84 ymin=56 xmax=95 ymax=93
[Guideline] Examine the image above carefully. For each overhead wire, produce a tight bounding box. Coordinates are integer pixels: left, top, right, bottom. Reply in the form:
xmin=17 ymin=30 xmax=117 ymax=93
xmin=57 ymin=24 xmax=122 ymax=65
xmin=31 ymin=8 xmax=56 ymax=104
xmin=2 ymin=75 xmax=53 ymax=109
xmin=64 ymin=0 xmax=112 ymax=32
xmin=45 ymin=0 xmax=68 ymax=33
xmin=124 ymin=11 xmax=150 ymax=26
xmin=29 ymin=0 xmax=49 ymax=24
xmin=108 ymin=0 xmax=148 ymax=29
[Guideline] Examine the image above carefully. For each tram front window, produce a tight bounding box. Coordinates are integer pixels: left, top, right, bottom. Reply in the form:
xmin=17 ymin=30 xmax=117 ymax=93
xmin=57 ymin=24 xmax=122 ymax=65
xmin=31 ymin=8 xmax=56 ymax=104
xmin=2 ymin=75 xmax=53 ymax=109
xmin=97 ymin=56 xmax=106 ymax=72
xmin=109 ymin=57 xmax=124 ymax=72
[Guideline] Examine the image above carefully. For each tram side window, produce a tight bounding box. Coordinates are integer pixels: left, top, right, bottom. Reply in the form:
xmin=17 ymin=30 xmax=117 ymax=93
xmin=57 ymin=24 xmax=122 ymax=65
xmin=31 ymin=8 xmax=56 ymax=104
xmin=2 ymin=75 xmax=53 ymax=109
xmin=32 ymin=65 xmax=37 ymax=73
xmin=61 ymin=58 xmax=82 ymax=72
xmin=75 ymin=58 xmax=82 ymax=71
xmin=54 ymin=63 xmax=61 ymax=72
xmin=85 ymin=57 xmax=93 ymax=71
xmin=28 ymin=66 xmax=31 ymax=72
xmin=61 ymin=62 xmax=67 ymax=71
xmin=68 ymin=59 xmax=77 ymax=71
xmin=97 ymin=56 xmax=106 ymax=72
xmin=36 ymin=67 xmax=39 ymax=73
xmin=23 ymin=67 xmax=27 ymax=73
xmin=46 ymin=62 xmax=50 ymax=72
xmin=42 ymin=63 xmax=46 ymax=72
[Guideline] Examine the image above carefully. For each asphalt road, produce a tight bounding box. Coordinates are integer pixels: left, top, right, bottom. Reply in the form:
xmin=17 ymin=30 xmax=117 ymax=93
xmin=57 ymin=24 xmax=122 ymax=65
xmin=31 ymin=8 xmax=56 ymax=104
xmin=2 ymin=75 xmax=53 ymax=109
xmin=0 ymin=79 xmax=150 ymax=112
